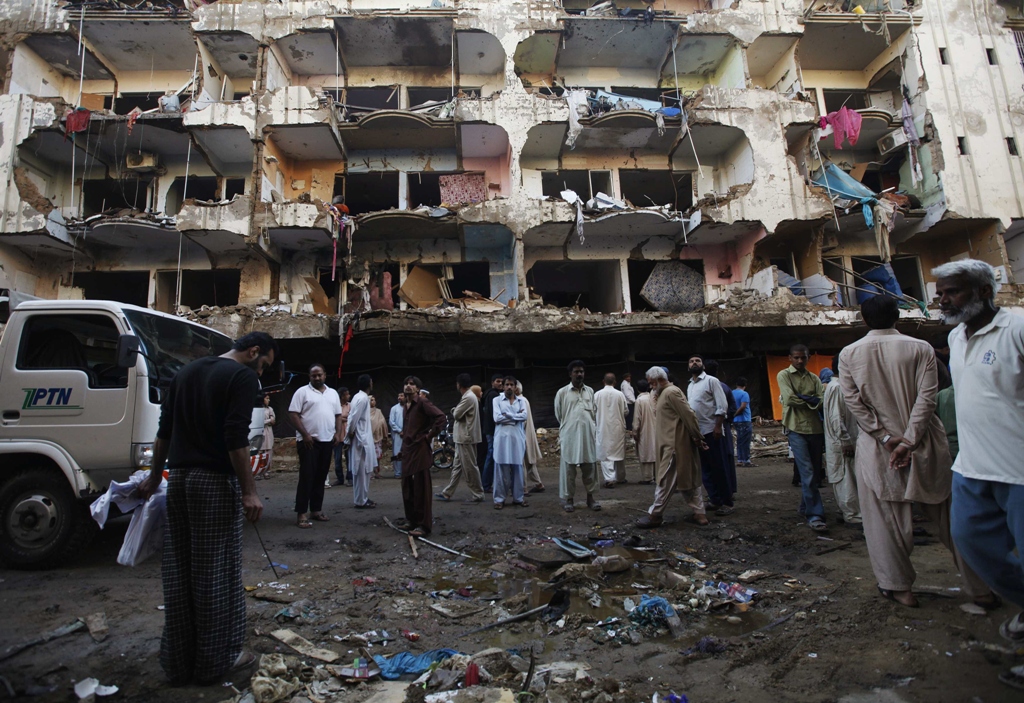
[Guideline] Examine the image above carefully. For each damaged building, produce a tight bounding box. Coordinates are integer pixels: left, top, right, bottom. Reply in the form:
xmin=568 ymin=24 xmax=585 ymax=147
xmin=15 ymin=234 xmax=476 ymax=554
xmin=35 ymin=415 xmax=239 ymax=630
xmin=0 ymin=0 xmax=1022 ymax=419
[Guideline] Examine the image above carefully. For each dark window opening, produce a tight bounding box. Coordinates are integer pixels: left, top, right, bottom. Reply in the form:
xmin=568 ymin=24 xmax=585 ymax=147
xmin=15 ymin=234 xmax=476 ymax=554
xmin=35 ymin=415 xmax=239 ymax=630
xmin=957 ymin=137 xmax=969 ymax=155
xmin=627 ymin=259 xmax=702 ymax=312
xmin=939 ymin=47 xmax=949 ymax=64
xmin=233 ymin=91 xmax=249 ymax=101
xmin=527 ymin=260 xmax=622 ymax=313
xmin=17 ymin=313 xmax=126 ymax=389
xmin=407 ymin=87 xmax=453 ymax=107
xmin=317 ymin=267 xmax=342 ymax=303
xmin=226 ymin=178 xmax=246 ymax=198
xmin=408 ymin=172 xmax=457 ymax=208
xmin=590 ymin=171 xmax=612 ymax=197
xmin=72 ymin=270 xmax=150 ymax=307
xmin=618 ymin=170 xmax=692 ymax=209
xmin=81 ymin=178 xmax=149 ymax=216
xmin=535 ymin=86 xmax=565 ymax=97
xmin=859 ymin=161 xmax=902 ymax=193
xmin=165 ymin=176 xmax=219 ymax=216
xmin=852 ymin=255 xmax=924 ymax=302
xmin=177 ymin=269 xmax=241 ymax=310
xmin=609 ymin=87 xmax=665 ymax=103
xmin=103 ymin=92 xmax=161 ymax=115
xmin=541 ymin=170 xmax=590 ymax=199
xmin=822 ymin=89 xmax=869 ymax=113
xmin=1008 ymin=137 xmax=1019 ymax=157
xmin=344 ymin=87 xmax=399 ymax=111
xmin=986 ymin=48 xmax=997 ymax=65
xmin=416 ymin=262 xmax=491 ymax=299
xmin=343 ymin=172 xmax=400 ymax=213
xmin=770 ymin=256 xmax=795 ymax=277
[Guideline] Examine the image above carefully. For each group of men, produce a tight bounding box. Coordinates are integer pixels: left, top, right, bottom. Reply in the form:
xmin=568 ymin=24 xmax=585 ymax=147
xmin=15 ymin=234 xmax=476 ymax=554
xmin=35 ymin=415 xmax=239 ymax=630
xmin=139 ymin=258 xmax=1023 ymax=691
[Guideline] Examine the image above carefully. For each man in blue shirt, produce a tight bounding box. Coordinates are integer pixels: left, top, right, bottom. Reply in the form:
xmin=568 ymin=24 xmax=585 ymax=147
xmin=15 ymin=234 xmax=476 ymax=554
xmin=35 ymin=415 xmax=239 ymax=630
xmin=732 ymin=377 xmax=753 ymax=467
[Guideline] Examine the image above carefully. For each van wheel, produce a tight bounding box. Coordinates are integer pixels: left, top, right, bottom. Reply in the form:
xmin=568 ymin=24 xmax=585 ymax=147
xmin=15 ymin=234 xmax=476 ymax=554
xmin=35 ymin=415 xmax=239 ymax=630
xmin=0 ymin=468 xmax=94 ymax=569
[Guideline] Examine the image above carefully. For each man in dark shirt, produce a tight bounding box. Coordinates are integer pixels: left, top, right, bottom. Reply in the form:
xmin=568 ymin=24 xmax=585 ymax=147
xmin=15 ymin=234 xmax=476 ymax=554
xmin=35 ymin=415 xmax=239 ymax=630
xmin=480 ymin=374 xmax=503 ymax=493
xmin=398 ymin=375 xmax=447 ymax=537
xmin=139 ymin=331 xmax=278 ymax=686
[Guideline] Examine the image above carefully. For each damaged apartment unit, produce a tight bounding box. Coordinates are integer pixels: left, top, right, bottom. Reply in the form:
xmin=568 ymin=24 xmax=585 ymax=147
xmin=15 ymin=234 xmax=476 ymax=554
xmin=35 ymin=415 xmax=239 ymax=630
xmin=0 ymin=0 xmax=1022 ymax=409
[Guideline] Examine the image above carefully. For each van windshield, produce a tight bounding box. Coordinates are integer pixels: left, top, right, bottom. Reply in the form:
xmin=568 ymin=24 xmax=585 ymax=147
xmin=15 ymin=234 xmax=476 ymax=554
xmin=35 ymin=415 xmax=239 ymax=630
xmin=122 ymin=310 xmax=232 ymax=401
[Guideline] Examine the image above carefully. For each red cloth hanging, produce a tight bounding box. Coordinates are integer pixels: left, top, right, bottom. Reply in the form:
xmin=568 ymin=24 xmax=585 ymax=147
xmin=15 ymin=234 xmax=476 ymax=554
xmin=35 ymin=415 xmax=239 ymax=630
xmin=819 ymin=106 xmax=862 ymax=150
xmin=337 ymin=321 xmax=355 ymax=377
xmin=64 ymin=108 xmax=91 ymax=141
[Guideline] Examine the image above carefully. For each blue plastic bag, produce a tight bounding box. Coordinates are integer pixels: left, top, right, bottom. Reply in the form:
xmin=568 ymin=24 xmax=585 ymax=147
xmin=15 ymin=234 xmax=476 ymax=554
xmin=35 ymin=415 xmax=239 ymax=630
xmin=372 ymin=649 xmax=460 ymax=680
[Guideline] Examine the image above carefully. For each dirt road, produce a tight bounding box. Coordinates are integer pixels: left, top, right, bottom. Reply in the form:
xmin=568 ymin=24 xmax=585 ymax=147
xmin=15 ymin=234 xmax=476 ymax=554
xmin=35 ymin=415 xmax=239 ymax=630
xmin=0 ymin=447 xmax=1020 ymax=703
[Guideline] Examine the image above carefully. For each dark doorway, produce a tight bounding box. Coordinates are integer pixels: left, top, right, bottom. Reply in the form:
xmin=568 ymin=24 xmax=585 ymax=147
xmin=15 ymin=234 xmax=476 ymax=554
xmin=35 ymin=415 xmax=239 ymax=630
xmin=81 ymin=178 xmax=150 ymax=215
xmin=419 ymin=262 xmax=491 ymax=298
xmin=407 ymin=87 xmax=453 ymax=106
xmin=343 ymin=172 xmax=400 ymax=213
xmin=541 ymin=170 xmax=590 ymax=199
xmin=627 ymin=259 xmax=658 ymax=312
xmin=618 ymin=170 xmax=677 ymax=209
xmin=345 ymin=87 xmax=399 ymax=111
xmin=178 ymin=269 xmax=241 ymax=309
xmin=72 ymin=270 xmax=150 ymax=307
xmin=165 ymin=176 xmax=219 ymax=215
xmin=527 ymin=260 xmax=622 ymax=312
xmin=408 ymin=172 xmax=456 ymax=208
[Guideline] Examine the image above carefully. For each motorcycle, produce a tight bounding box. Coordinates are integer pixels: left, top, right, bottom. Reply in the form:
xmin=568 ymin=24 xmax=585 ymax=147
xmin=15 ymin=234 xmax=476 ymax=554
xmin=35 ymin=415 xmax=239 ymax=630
xmin=431 ymin=418 xmax=455 ymax=471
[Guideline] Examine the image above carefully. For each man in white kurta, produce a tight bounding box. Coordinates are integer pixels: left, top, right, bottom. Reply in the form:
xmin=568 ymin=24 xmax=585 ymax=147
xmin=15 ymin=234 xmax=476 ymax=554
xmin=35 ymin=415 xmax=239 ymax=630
xmin=632 ymin=380 xmax=657 ymax=483
xmin=840 ymin=295 xmax=991 ymax=608
xmin=389 ymin=394 xmax=405 ymax=478
xmin=344 ymin=375 xmax=377 ymax=508
xmin=595 ymin=373 xmax=628 ymax=486
xmin=824 ymin=353 xmax=861 ymax=524
xmin=555 ymin=360 xmax=601 ymax=512
xmin=492 ymin=376 xmax=528 ymax=507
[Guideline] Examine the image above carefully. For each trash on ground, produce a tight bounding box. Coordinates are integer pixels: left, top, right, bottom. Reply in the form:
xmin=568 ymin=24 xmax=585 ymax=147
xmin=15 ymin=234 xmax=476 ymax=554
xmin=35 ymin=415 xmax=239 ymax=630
xmin=73 ymin=678 xmax=118 ymax=699
xmin=669 ymin=551 xmax=706 ymax=569
xmin=0 ymin=619 xmax=86 ymax=662
xmin=84 ymin=612 xmax=109 ymax=643
xmin=738 ymin=569 xmax=770 ymax=583
xmin=592 ymin=554 xmax=632 ymax=573
xmin=271 ymin=629 xmax=340 ymax=662
xmin=372 ymin=649 xmax=460 ymax=680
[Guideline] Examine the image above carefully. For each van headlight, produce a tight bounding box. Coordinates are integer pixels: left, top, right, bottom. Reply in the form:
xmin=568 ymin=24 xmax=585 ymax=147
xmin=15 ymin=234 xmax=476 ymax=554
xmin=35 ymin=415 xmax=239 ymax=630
xmin=133 ymin=443 xmax=154 ymax=467
xmin=249 ymin=435 xmax=264 ymax=453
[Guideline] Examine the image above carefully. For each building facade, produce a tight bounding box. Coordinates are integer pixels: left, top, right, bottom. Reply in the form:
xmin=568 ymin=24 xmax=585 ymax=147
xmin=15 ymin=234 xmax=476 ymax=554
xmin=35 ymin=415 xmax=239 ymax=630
xmin=0 ymin=0 xmax=1022 ymax=419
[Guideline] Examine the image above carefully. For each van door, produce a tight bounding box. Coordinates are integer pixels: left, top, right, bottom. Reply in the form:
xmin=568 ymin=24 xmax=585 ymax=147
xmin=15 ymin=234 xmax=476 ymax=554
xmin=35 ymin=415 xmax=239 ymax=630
xmin=0 ymin=311 xmax=133 ymax=489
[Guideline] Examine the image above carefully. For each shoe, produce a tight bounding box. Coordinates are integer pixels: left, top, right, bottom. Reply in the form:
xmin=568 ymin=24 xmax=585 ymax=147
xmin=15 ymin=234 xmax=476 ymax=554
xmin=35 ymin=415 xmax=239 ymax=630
xmin=409 ymin=527 xmax=428 ymax=537
xmin=434 ymin=493 xmax=451 ymax=502
xmin=808 ymin=517 xmax=828 ymax=532
xmin=563 ymin=501 xmax=575 ymax=513
xmin=467 ymin=496 xmax=484 ymax=503
xmin=877 ymin=585 xmax=919 ymax=608
xmin=586 ymin=494 xmax=602 ymax=511
xmin=527 ymin=485 xmax=546 ymax=494
xmin=705 ymin=503 xmax=721 ymax=512
xmin=603 ymin=482 xmax=616 ymax=489
xmin=715 ymin=506 xmax=735 ymax=517
xmin=354 ymin=500 xmax=377 ymax=509
xmin=1000 ymin=613 xmax=1024 ymax=644
xmin=692 ymin=514 xmax=710 ymax=526
xmin=636 ymin=515 xmax=663 ymax=529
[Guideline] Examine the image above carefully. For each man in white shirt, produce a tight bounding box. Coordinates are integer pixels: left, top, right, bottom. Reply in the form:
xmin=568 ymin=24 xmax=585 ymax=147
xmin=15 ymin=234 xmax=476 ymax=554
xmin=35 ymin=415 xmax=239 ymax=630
xmin=935 ymin=260 xmax=1024 ymax=678
xmin=620 ymin=372 xmax=636 ymax=430
xmin=344 ymin=375 xmax=377 ymax=509
xmin=389 ymin=394 xmax=405 ymax=479
xmin=492 ymin=375 xmax=528 ymax=508
xmin=288 ymin=363 xmax=343 ymax=528
xmin=595 ymin=373 xmax=628 ymax=487
xmin=687 ymin=355 xmax=732 ymax=515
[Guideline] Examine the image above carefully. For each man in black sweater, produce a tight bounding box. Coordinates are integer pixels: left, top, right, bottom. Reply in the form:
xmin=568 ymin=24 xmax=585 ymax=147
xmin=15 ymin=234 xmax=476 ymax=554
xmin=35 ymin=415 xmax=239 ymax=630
xmin=139 ymin=331 xmax=278 ymax=686
xmin=480 ymin=374 xmax=503 ymax=493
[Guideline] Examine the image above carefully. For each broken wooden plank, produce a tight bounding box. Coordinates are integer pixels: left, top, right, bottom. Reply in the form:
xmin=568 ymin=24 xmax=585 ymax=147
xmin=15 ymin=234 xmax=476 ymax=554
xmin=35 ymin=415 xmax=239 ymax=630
xmin=271 ymin=629 xmax=340 ymax=662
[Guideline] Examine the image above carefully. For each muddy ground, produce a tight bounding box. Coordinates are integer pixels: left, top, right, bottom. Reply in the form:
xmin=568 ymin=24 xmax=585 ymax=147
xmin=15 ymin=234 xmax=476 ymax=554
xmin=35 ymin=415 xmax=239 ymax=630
xmin=1 ymin=439 xmax=1021 ymax=703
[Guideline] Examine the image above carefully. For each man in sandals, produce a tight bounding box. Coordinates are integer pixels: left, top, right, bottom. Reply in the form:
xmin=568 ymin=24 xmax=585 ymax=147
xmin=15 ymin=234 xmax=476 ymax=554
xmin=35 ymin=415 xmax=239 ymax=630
xmin=934 ymin=259 xmax=1024 ymax=690
xmin=398 ymin=375 xmax=447 ymax=536
xmin=555 ymin=360 xmax=601 ymax=513
xmin=840 ymin=295 xmax=992 ymax=609
xmin=777 ymin=346 xmax=826 ymax=531
xmin=345 ymin=374 xmax=377 ymax=509
xmin=138 ymin=331 xmax=277 ymax=685
xmin=492 ymin=375 xmax=528 ymax=509
xmin=290 ymin=363 xmax=345 ymax=527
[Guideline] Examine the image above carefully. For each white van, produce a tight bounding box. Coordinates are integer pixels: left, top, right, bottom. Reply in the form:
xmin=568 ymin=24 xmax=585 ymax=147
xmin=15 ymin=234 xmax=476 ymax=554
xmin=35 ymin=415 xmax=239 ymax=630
xmin=0 ymin=297 xmax=267 ymax=568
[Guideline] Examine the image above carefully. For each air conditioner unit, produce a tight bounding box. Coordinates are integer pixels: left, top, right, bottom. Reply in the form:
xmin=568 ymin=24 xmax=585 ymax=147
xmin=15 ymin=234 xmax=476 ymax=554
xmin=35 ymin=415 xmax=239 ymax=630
xmin=877 ymin=128 xmax=909 ymax=155
xmin=125 ymin=152 xmax=159 ymax=172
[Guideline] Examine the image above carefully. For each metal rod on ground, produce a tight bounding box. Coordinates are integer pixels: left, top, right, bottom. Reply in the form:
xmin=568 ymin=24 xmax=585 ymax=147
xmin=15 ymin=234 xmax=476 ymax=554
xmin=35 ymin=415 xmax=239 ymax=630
xmin=456 ymin=604 xmax=549 ymax=639
xmin=383 ymin=516 xmax=474 ymax=559
xmin=252 ymin=522 xmax=280 ymax=579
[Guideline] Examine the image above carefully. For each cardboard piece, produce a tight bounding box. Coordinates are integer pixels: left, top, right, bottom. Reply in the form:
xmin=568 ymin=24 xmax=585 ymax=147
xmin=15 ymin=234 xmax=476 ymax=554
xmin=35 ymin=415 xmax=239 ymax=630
xmin=428 ymin=601 xmax=488 ymax=620
xmin=398 ymin=266 xmax=443 ymax=309
xmin=302 ymin=276 xmax=333 ymax=315
xmin=271 ymin=629 xmax=340 ymax=662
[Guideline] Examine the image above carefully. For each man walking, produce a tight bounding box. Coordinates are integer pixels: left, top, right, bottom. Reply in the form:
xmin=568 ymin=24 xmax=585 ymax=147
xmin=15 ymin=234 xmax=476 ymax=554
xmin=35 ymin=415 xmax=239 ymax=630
xmin=329 ymin=387 xmax=351 ymax=487
xmin=840 ymin=295 xmax=992 ymax=608
xmin=595 ymin=373 xmax=628 ymax=488
xmin=934 ymin=260 xmax=1024 ymax=671
xmin=824 ymin=354 xmax=861 ymax=525
xmin=389 ymin=393 xmax=405 ymax=478
xmin=632 ymin=379 xmax=657 ymax=484
xmin=777 ymin=345 xmax=827 ymax=532
xmin=480 ymin=374 xmax=503 ymax=493
xmin=687 ymin=355 xmax=733 ymax=516
xmin=138 ymin=332 xmax=277 ymax=685
xmin=344 ymin=375 xmax=377 ymax=508
xmin=555 ymin=360 xmax=601 ymax=513
xmin=636 ymin=366 xmax=708 ymax=528
xmin=289 ymin=363 xmax=344 ymax=528
xmin=436 ymin=373 xmax=484 ymax=502
xmin=732 ymin=377 xmax=753 ymax=467
xmin=493 ymin=375 xmax=528 ymax=508
xmin=621 ymin=372 xmax=636 ymax=430
xmin=399 ymin=375 xmax=447 ymax=536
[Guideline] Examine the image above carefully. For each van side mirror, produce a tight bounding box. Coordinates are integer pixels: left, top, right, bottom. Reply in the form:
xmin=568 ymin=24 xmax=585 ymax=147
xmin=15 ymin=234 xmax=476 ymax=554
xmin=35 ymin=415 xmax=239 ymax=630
xmin=116 ymin=334 xmax=141 ymax=369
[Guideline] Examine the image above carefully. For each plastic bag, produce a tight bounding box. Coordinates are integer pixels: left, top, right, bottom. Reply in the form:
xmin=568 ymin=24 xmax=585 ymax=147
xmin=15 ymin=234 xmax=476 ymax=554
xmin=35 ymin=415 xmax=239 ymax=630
xmin=117 ymin=480 xmax=166 ymax=566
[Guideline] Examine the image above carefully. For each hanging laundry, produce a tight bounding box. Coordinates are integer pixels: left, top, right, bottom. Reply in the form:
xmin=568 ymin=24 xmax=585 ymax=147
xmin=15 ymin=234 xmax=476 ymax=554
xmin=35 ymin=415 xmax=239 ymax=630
xmin=63 ymin=107 xmax=91 ymax=141
xmin=561 ymin=189 xmax=585 ymax=245
xmin=438 ymin=173 xmax=487 ymax=205
xmin=872 ymin=198 xmax=897 ymax=263
xmin=564 ymin=89 xmax=588 ymax=149
xmin=818 ymin=106 xmax=862 ymax=150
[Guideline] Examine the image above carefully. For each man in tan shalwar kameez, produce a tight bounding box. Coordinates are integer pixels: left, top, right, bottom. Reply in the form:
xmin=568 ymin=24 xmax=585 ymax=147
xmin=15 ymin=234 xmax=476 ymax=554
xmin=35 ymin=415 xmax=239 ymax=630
xmin=516 ymin=383 xmax=545 ymax=493
xmin=636 ymin=366 xmax=708 ymax=528
xmin=632 ymin=380 xmax=657 ymax=484
xmin=839 ymin=295 xmax=992 ymax=608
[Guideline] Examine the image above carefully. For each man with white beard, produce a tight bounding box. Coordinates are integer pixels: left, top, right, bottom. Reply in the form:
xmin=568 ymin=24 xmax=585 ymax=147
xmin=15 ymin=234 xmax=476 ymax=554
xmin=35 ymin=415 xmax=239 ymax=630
xmin=934 ymin=259 xmax=1024 ymax=689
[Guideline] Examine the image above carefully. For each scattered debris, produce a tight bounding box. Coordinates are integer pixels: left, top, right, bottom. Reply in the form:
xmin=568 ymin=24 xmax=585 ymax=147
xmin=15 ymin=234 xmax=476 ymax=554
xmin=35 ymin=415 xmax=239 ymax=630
xmin=0 ymin=619 xmax=86 ymax=662
xmin=271 ymin=629 xmax=340 ymax=662
xmin=73 ymin=678 xmax=118 ymax=699
xmin=84 ymin=613 xmax=109 ymax=643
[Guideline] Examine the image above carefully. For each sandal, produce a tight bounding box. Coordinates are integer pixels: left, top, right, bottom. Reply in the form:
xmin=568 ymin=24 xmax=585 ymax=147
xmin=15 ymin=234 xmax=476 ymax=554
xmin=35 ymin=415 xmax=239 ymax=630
xmin=514 ymin=500 xmax=528 ymax=508
xmin=354 ymin=500 xmax=377 ymax=509
xmin=808 ymin=518 xmax=828 ymax=532
xmin=494 ymin=502 xmax=504 ymax=510
xmin=563 ymin=502 xmax=575 ymax=513
xmin=297 ymin=518 xmax=313 ymax=529
xmin=974 ymin=593 xmax=1003 ymax=611
xmin=998 ymin=666 xmax=1024 ymax=691
xmin=311 ymin=513 xmax=330 ymax=522
xmin=1000 ymin=613 xmax=1024 ymax=643
xmin=877 ymin=585 xmax=919 ymax=608
xmin=434 ymin=493 xmax=451 ymax=502
xmin=409 ymin=528 xmax=427 ymax=537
